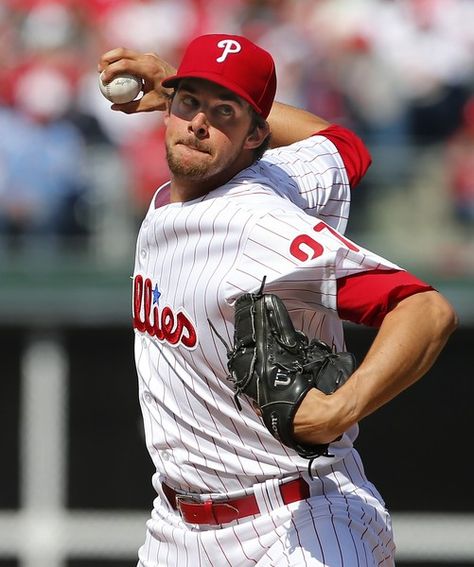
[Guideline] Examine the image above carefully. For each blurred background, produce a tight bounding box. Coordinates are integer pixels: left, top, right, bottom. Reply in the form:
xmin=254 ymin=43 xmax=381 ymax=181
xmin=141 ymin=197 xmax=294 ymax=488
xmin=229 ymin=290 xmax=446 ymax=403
xmin=0 ymin=0 xmax=472 ymax=566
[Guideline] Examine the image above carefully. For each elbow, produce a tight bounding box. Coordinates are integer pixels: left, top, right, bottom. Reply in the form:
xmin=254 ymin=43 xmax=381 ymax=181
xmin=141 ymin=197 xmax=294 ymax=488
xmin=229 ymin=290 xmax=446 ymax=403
xmin=442 ymin=297 xmax=459 ymax=336
xmin=396 ymin=290 xmax=458 ymax=339
xmin=426 ymin=291 xmax=458 ymax=338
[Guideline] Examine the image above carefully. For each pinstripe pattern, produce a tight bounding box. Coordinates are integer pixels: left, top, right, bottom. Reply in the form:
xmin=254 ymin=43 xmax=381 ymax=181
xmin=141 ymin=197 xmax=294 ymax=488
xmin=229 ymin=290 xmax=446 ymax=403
xmin=231 ymin=133 xmax=351 ymax=234
xmin=134 ymin=136 xmax=396 ymax=565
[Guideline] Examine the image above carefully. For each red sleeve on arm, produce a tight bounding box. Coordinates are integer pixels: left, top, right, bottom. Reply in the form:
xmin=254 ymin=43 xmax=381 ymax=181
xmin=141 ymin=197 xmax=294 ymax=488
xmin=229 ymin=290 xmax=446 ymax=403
xmin=316 ymin=124 xmax=372 ymax=189
xmin=337 ymin=269 xmax=435 ymax=328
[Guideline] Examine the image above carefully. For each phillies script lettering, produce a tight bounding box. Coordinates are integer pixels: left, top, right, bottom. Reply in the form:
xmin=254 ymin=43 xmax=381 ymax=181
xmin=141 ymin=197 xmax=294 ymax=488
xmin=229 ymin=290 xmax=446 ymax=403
xmin=133 ymin=275 xmax=197 ymax=348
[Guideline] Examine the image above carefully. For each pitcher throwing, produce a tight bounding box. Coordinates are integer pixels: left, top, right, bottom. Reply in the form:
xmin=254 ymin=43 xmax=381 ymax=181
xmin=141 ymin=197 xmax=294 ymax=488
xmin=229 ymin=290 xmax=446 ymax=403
xmin=99 ymin=34 xmax=457 ymax=566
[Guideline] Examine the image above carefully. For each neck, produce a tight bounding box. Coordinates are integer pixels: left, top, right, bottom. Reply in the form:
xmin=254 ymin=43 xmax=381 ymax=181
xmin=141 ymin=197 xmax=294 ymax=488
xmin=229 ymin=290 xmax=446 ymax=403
xmin=169 ymin=176 xmax=216 ymax=203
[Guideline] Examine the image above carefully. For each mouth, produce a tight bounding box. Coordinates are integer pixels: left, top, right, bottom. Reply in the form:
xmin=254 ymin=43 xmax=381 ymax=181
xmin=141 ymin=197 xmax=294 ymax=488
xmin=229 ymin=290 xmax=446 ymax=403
xmin=176 ymin=141 xmax=210 ymax=155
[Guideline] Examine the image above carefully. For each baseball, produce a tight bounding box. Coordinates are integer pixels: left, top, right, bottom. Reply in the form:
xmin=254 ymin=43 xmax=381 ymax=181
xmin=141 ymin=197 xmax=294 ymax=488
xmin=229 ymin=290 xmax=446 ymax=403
xmin=99 ymin=72 xmax=142 ymax=104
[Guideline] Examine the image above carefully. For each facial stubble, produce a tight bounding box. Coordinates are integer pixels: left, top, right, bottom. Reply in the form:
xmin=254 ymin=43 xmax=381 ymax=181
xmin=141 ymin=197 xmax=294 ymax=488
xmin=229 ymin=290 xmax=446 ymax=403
xmin=165 ymin=137 xmax=248 ymax=182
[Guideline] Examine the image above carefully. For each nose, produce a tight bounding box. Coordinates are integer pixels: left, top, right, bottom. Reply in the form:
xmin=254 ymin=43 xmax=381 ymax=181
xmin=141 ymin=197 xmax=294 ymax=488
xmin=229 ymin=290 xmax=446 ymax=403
xmin=189 ymin=111 xmax=209 ymax=139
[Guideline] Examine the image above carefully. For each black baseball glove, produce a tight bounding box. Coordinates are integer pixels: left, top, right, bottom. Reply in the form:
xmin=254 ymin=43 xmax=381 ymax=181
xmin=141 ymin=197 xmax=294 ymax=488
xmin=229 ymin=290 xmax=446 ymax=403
xmin=217 ymin=279 xmax=356 ymax=464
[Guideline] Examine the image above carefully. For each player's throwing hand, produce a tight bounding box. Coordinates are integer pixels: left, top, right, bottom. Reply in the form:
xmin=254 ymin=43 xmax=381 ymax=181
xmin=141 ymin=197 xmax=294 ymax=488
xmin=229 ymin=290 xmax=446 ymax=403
xmin=98 ymin=47 xmax=176 ymax=113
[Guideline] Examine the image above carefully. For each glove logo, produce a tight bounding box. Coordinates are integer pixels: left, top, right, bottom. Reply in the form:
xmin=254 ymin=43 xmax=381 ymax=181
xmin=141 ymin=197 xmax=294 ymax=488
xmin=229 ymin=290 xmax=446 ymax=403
xmin=270 ymin=412 xmax=280 ymax=438
xmin=273 ymin=368 xmax=291 ymax=387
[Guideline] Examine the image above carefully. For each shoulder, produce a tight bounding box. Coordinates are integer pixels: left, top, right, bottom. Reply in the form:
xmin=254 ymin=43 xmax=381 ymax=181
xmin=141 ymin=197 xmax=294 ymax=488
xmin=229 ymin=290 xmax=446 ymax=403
xmin=211 ymin=176 xmax=304 ymax=217
xmin=262 ymin=127 xmax=371 ymax=189
xmin=258 ymin=134 xmax=349 ymax=184
xmin=264 ymin=133 xmax=342 ymax=161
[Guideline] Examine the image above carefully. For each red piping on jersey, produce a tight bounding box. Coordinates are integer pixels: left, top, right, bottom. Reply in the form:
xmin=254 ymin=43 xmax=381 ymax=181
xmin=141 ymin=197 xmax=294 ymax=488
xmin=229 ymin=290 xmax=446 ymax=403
xmin=154 ymin=184 xmax=171 ymax=209
xmin=337 ymin=269 xmax=435 ymax=327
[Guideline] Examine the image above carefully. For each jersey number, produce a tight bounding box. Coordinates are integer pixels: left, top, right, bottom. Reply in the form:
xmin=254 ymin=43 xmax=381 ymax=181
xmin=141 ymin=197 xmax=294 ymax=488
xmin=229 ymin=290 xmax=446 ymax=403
xmin=290 ymin=221 xmax=359 ymax=261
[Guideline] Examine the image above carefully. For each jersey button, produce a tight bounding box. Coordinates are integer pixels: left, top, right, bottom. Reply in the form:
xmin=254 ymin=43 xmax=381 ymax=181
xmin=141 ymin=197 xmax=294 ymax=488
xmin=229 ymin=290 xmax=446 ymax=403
xmin=143 ymin=392 xmax=153 ymax=403
xmin=140 ymin=249 xmax=147 ymax=258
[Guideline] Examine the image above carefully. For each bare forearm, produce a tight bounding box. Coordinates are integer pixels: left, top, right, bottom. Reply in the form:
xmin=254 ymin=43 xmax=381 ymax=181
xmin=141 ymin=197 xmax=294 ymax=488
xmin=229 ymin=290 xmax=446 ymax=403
xmin=294 ymin=290 xmax=458 ymax=444
xmin=267 ymin=101 xmax=331 ymax=148
xmin=342 ymin=291 xmax=457 ymax=425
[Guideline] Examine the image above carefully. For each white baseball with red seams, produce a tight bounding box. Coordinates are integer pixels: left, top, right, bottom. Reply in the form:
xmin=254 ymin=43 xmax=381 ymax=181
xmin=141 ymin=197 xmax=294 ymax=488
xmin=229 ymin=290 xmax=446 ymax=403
xmin=98 ymin=72 xmax=142 ymax=103
xmin=133 ymin=134 xmax=397 ymax=565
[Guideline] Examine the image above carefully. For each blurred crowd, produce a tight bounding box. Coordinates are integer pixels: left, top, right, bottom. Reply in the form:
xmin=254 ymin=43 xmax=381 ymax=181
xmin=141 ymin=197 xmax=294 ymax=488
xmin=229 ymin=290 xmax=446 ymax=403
xmin=1 ymin=0 xmax=474 ymax=259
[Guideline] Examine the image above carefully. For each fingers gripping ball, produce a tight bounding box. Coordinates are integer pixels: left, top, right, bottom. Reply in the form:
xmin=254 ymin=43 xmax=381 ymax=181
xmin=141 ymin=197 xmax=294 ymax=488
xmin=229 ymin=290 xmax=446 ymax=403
xmin=99 ymin=72 xmax=143 ymax=104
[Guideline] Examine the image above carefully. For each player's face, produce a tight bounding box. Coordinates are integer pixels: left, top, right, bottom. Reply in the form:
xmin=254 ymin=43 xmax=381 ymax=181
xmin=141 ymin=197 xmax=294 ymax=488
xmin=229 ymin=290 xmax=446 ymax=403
xmin=164 ymin=79 xmax=267 ymax=190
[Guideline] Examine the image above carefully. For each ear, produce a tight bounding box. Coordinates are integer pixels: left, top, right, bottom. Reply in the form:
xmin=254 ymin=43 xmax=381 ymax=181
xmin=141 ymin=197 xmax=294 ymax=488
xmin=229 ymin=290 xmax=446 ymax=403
xmin=244 ymin=121 xmax=270 ymax=150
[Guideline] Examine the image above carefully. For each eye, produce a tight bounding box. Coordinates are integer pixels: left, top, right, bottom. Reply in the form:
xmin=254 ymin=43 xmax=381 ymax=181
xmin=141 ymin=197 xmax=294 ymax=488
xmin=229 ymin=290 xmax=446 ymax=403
xmin=217 ymin=104 xmax=234 ymax=117
xmin=181 ymin=94 xmax=197 ymax=107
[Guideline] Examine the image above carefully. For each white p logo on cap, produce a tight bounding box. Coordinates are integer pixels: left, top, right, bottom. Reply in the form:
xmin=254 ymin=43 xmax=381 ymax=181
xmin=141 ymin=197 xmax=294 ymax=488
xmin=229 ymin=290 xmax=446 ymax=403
xmin=216 ymin=39 xmax=242 ymax=63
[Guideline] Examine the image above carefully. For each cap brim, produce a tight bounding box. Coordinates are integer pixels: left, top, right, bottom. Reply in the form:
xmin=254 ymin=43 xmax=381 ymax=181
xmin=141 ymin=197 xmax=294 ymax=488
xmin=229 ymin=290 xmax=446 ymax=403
xmin=161 ymin=74 xmax=181 ymax=88
xmin=162 ymin=72 xmax=263 ymax=116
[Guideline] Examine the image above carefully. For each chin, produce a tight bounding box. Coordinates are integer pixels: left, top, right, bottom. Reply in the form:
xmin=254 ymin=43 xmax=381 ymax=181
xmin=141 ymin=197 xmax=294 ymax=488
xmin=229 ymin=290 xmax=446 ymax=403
xmin=169 ymin=161 xmax=212 ymax=179
xmin=168 ymin=153 xmax=213 ymax=180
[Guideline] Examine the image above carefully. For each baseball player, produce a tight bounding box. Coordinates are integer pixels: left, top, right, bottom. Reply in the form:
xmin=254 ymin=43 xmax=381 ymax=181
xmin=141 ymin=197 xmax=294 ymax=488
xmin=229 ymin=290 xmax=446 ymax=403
xmin=99 ymin=35 xmax=457 ymax=566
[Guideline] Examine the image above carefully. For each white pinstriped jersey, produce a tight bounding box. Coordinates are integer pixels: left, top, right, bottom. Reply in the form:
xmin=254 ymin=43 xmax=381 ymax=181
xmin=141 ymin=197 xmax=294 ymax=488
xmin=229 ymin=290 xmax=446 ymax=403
xmin=132 ymin=135 xmax=398 ymax=496
xmin=237 ymin=133 xmax=352 ymax=233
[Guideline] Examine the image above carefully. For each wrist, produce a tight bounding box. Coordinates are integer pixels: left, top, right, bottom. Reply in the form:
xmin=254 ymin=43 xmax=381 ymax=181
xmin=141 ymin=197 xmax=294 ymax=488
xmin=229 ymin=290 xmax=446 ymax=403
xmin=292 ymin=388 xmax=348 ymax=445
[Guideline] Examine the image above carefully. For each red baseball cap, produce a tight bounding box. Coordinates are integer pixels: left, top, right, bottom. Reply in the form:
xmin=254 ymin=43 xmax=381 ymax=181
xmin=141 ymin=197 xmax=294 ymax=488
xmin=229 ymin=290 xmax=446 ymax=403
xmin=162 ymin=34 xmax=277 ymax=119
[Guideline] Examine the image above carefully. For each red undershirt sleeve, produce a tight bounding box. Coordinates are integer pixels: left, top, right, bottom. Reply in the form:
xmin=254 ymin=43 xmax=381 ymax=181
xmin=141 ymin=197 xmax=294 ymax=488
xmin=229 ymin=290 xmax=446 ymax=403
xmin=337 ymin=269 xmax=435 ymax=328
xmin=316 ymin=124 xmax=372 ymax=189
